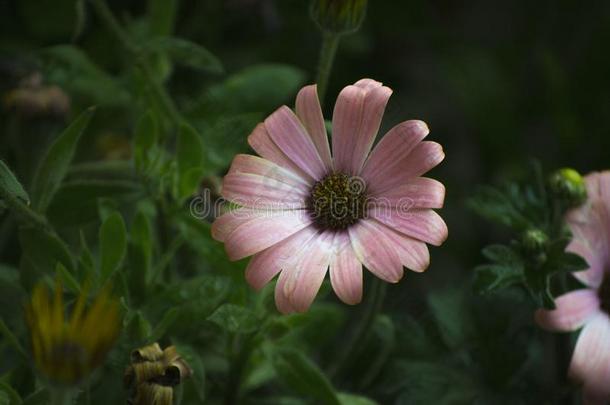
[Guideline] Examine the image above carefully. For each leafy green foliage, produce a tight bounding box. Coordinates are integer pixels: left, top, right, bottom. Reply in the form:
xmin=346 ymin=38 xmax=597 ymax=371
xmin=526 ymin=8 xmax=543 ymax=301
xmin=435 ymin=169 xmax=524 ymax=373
xmin=30 ymin=107 xmax=95 ymax=213
xmin=99 ymin=211 xmax=127 ymax=283
xmin=0 ymin=160 xmax=29 ymax=204
xmin=470 ymin=168 xmax=589 ymax=308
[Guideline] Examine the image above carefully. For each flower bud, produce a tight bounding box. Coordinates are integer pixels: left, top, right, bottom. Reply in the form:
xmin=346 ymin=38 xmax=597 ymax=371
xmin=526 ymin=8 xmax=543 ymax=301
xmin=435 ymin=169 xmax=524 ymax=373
xmin=521 ymin=228 xmax=548 ymax=266
xmin=310 ymin=0 xmax=368 ymax=35
xmin=549 ymin=168 xmax=587 ymax=208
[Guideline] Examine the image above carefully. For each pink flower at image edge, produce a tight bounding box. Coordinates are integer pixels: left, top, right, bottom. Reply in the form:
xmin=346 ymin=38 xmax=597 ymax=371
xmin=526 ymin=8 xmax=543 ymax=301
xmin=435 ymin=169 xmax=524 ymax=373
xmin=535 ymin=171 xmax=610 ymax=404
xmin=212 ymin=78 xmax=448 ymax=314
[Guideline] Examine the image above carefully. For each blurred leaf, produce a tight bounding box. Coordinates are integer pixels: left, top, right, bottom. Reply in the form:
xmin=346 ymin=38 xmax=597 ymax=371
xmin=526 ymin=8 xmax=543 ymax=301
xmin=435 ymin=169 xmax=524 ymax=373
xmin=273 ymin=348 xmax=340 ymax=405
xmin=125 ymin=310 xmax=152 ymax=343
xmin=30 ymin=107 xmax=95 ymax=213
xmin=176 ymin=123 xmax=204 ymax=198
xmin=149 ymin=307 xmax=179 ymax=342
xmin=391 ymin=361 xmax=478 ymax=404
xmin=338 ymin=393 xmax=378 ymax=405
xmin=72 ymin=0 xmax=86 ymax=41
xmin=148 ymin=0 xmax=177 ymax=36
xmin=39 ymin=46 xmax=130 ymax=106
xmin=208 ymin=304 xmax=259 ymax=334
xmin=0 ymin=381 xmax=21 ymax=405
xmin=174 ymin=343 xmax=206 ymax=402
xmin=192 ymin=64 xmax=306 ymax=116
xmin=134 ymin=111 xmax=159 ymax=172
xmin=48 ymin=179 xmax=142 ymax=226
xmin=0 ymin=318 xmax=27 ymax=359
xmin=468 ymin=184 xmax=539 ymax=230
xmin=99 ymin=211 xmax=127 ymax=283
xmin=474 ymin=263 xmax=523 ymax=294
xmin=146 ymin=37 xmax=223 ymax=74
xmin=21 ymin=389 xmax=48 ymax=405
xmin=0 ymin=160 xmax=29 ymax=204
xmin=19 ymin=228 xmax=74 ymax=288
xmin=55 ymin=262 xmax=80 ymax=294
xmin=428 ymin=288 xmax=475 ymax=349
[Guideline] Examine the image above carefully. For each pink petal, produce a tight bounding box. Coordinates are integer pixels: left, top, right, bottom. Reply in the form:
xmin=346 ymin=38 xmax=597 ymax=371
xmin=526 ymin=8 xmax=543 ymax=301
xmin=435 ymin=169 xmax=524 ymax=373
xmin=569 ymin=313 xmax=610 ymax=402
xmin=332 ymin=85 xmax=366 ymax=174
xmin=360 ymin=120 xmax=430 ymax=194
xmin=283 ymin=231 xmax=333 ymax=313
xmin=264 ymin=106 xmax=327 ymax=180
xmin=222 ymin=173 xmax=306 ymax=209
xmin=329 ymin=232 xmax=363 ymax=305
xmin=211 ymin=208 xmax=258 ymax=242
xmin=350 ymin=85 xmax=393 ymax=174
xmin=295 ymin=85 xmax=333 ymax=170
xmin=229 ymin=154 xmax=310 ymax=189
xmin=370 ymin=177 xmax=446 ymax=209
xmin=534 ymin=289 xmax=600 ymax=332
xmin=331 ymin=83 xmax=392 ymax=175
xmin=381 ymin=223 xmax=430 ymax=272
xmin=275 ymin=270 xmax=296 ymax=314
xmin=247 ymin=123 xmax=313 ymax=183
xmin=224 ymin=210 xmax=311 ymax=260
xmin=245 ymin=226 xmax=318 ymax=290
xmin=353 ymin=78 xmax=383 ymax=93
xmin=348 ymin=219 xmax=404 ymax=283
xmin=366 ymin=140 xmax=445 ymax=196
xmin=371 ymin=208 xmax=448 ymax=246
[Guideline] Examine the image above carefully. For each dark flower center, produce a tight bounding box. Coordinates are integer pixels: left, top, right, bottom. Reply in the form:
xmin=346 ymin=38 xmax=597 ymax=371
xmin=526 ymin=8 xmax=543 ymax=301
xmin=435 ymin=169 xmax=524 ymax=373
xmin=306 ymin=172 xmax=367 ymax=230
xmin=600 ymin=274 xmax=610 ymax=315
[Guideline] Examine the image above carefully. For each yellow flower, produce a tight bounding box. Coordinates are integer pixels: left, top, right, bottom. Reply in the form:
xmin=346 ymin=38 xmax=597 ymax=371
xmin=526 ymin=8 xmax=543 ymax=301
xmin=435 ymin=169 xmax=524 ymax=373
xmin=25 ymin=281 xmax=121 ymax=384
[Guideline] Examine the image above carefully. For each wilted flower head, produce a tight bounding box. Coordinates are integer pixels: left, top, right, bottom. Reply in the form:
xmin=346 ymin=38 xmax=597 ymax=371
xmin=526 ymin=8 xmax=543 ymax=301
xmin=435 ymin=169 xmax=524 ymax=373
xmin=125 ymin=343 xmax=193 ymax=405
xmin=535 ymin=171 xmax=610 ymax=404
xmin=3 ymin=73 xmax=70 ymax=117
xmin=26 ymin=281 xmax=120 ymax=384
xmin=212 ymin=79 xmax=447 ymax=313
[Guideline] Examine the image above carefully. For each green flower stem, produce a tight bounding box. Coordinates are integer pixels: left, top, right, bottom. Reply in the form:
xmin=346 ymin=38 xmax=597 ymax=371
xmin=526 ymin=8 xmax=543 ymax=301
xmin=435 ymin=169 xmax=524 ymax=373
xmin=316 ymin=31 xmax=341 ymax=107
xmin=327 ymin=276 xmax=387 ymax=379
xmin=0 ymin=185 xmax=49 ymax=231
xmin=90 ymin=0 xmax=182 ymax=127
xmin=223 ymin=334 xmax=256 ymax=405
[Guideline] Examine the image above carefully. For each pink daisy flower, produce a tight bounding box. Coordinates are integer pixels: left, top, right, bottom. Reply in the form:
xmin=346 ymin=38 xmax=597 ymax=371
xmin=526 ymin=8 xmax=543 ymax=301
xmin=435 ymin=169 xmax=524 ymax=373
xmin=535 ymin=171 xmax=610 ymax=404
xmin=211 ymin=79 xmax=448 ymax=314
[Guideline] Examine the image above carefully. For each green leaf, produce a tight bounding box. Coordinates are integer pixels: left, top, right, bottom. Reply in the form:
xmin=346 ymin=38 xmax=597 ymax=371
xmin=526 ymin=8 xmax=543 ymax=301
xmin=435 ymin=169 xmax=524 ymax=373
xmin=474 ymin=264 xmax=523 ymax=293
xmin=55 ymin=262 xmax=80 ymax=294
xmin=99 ymin=212 xmax=127 ymax=283
xmin=391 ymin=361 xmax=478 ymax=404
xmin=195 ymin=64 xmax=305 ymax=115
xmin=0 ymin=318 xmax=28 ymax=359
xmin=134 ymin=111 xmax=159 ymax=172
xmin=30 ymin=107 xmax=95 ymax=213
xmin=428 ymin=288 xmax=475 ymax=349
xmin=273 ymin=348 xmax=340 ymax=405
xmin=0 ymin=160 xmax=29 ymax=204
xmin=125 ymin=310 xmax=152 ymax=343
xmin=482 ymin=244 xmax=521 ymax=265
xmin=147 ymin=37 xmax=223 ymax=74
xmin=39 ymin=46 xmax=130 ymax=106
xmin=338 ymin=394 xmax=378 ymax=405
xmin=207 ymin=304 xmax=259 ymax=334
xmin=149 ymin=307 xmax=180 ymax=342
xmin=0 ymin=381 xmax=22 ymax=405
xmin=176 ymin=123 xmax=204 ymax=198
xmin=19 ymin=228 xmax=74 ymax=289
xmin=174 ymin=343 xmax=206 ymax=402
xmin=21 ymin=389 xmax=48 ymax=405
xmin=148 ymin=0 xmax=177 ymax=36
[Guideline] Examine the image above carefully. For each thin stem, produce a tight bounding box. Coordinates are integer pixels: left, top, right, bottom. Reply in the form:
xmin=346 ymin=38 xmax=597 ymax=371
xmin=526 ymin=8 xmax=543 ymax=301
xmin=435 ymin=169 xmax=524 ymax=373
xmin=327 ymin=277 xmax=387 ymax=380
xmin=90 ymin=0 xmax=182 ymax=127
xmin=315 ymin=32 xmax=341 ymax=107
xmin=0 ymin=186 xmax=49 ymax=230
xmin=223 ymin=334 xmax=256 ymax=405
